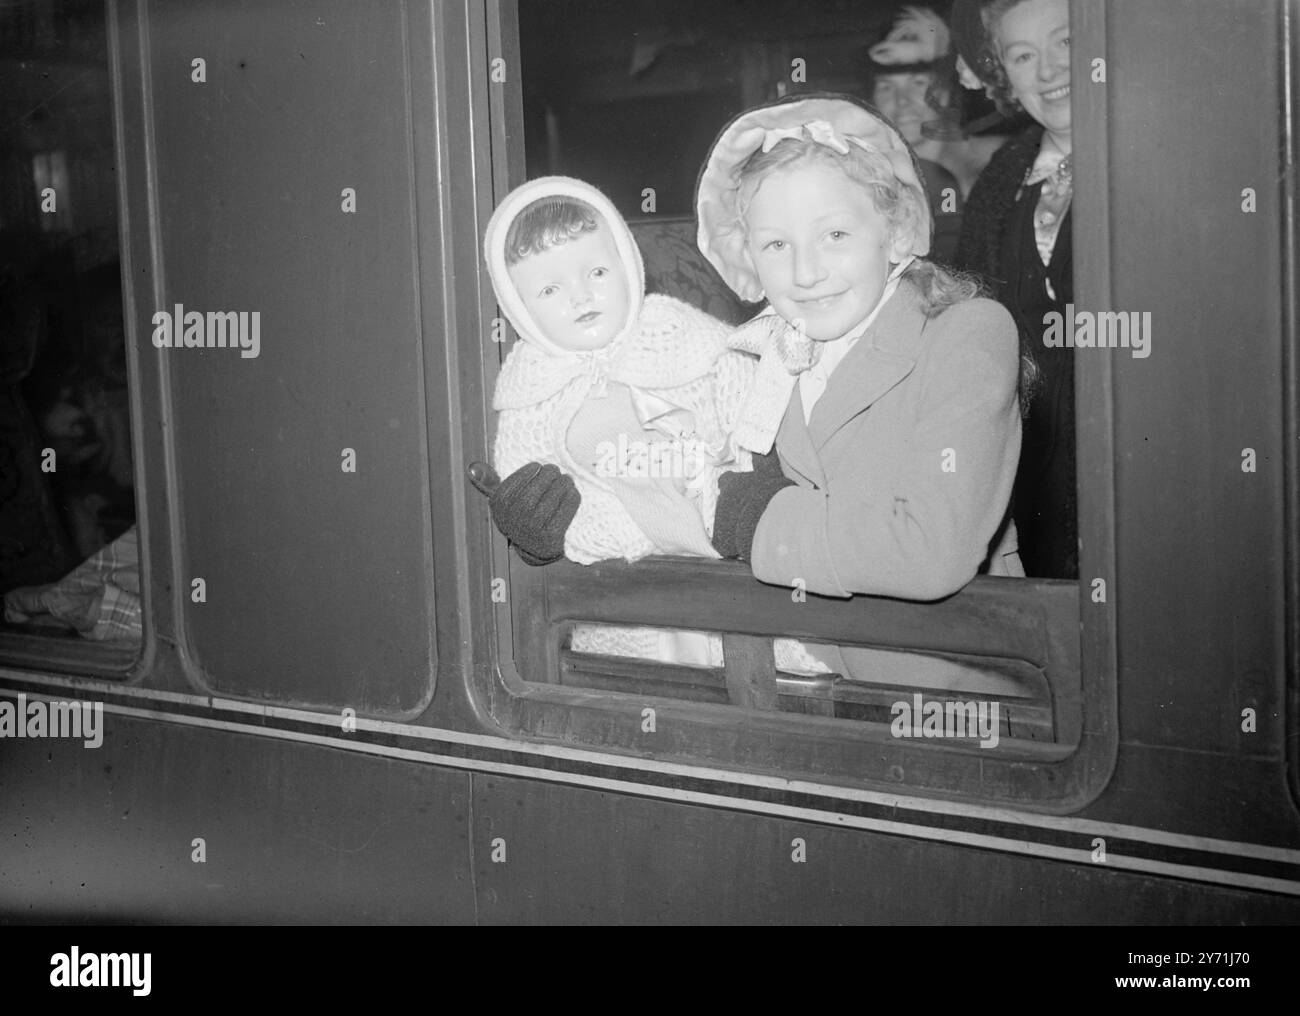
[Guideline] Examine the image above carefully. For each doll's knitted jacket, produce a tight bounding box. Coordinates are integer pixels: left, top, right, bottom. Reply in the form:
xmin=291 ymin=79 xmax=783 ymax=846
xmin=492 ymin=293 xmax=755 ymax=564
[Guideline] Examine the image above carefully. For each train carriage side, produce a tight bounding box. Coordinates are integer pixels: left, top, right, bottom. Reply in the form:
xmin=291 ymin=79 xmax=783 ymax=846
xmin=0 ymin=0 xmax=1298 ymax=923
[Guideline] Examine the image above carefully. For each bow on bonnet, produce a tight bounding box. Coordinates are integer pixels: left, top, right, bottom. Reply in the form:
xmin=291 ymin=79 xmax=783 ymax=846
xmin=759 ymin=119 xmax=872 ymax=156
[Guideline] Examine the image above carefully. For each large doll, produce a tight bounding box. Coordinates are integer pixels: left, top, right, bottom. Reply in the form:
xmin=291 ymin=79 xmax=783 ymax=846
xmin=481 ymin=176 xmax=755 ymax=664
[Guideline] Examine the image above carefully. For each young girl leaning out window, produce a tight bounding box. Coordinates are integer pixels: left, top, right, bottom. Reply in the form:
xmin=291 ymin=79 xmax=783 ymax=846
xmin=697 ymin=94 xmax=1027 ymax=688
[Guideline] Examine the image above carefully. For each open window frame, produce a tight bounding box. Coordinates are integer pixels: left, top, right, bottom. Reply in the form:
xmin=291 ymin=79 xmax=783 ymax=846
xmin=465 ymin=0 xmax=1118 ymax=810
xmin=0 ymin=0 xmax=146 ymax=682
xmin=4 ymin=0 xmax=447 ymax=720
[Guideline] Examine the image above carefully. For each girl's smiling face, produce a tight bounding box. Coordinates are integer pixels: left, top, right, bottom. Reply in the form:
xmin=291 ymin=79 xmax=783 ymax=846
xmin=742 ymin=162 xmax=911 ymax=341
xmin=996 ymin=0 xmax=1071 ymax=143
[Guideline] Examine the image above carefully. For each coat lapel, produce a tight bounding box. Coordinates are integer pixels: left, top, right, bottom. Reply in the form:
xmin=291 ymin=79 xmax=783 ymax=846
xmin=807 ymin=288 xmax=921 ymax=448
xmin=775 ymin=386 xmax=826 ymax=488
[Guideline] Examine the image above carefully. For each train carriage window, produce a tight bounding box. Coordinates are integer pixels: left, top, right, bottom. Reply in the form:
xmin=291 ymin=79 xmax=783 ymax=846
xmin=473 ymin=0 xmax=1115 ymax=803
xmin=0 ymin=0 xmax=140 ymax=674
xmin=120 ymin=0 xmax=439 ymax=716
xmin=4 ymin=0 xmax=441 ymax=718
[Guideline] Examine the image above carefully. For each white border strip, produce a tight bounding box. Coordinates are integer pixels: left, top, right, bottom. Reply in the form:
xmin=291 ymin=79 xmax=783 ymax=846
xmin=4 ymin=674 xmax=1300 ymax=869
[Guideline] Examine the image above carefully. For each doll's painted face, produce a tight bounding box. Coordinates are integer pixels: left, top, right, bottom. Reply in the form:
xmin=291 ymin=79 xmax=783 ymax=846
xmin=996 ymin=0 xmax=1071 ymax=141
xmin=742 ymin=162 xmax=911 ymax=342
xmin=508 ymin=221 xmax=631 ymax=352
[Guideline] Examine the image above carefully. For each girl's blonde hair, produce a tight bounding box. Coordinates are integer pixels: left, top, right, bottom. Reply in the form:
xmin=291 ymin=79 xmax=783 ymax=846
xmin=733 ymin=137 xmax=1039 ymax=406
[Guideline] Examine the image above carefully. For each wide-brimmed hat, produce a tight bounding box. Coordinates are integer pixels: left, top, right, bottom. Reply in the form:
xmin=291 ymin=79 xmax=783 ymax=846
xmin=695 ymin=93 xmax=932 ymax=303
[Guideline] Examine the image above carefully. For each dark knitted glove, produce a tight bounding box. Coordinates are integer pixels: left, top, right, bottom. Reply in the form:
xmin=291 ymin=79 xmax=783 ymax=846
xmin=711 ymin=452 xmax=794 ymax=562
xmin=749 ymin=446 xmax=787 ymax=479
xmin=468 ymin=461 xmax=581 ymax=566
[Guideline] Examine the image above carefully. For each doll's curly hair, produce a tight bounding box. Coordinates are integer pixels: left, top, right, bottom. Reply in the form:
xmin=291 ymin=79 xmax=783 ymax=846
xmin=504 ymin=197 xmax=601 ymax=265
